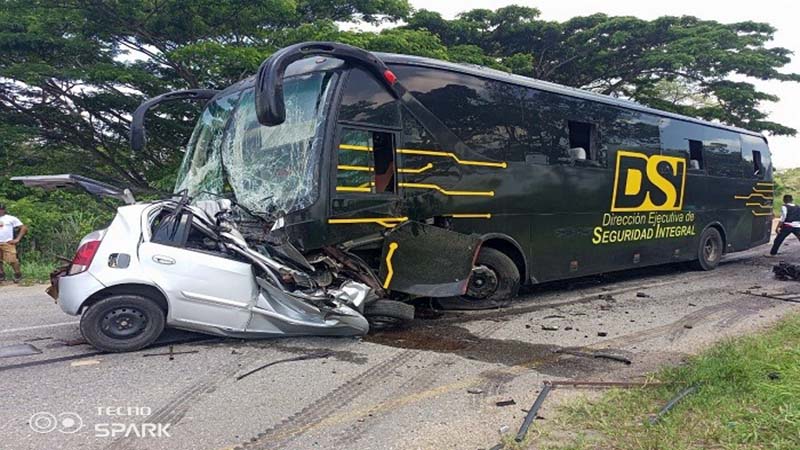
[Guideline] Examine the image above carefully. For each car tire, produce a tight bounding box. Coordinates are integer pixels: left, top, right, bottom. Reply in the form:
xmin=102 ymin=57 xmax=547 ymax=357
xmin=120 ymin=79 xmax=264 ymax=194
xmin=80 ymin=294 xmax=165 ymax=353
xmin=692 ymin=227 xmax=723 ymax=271
xmin=436 ymin=247 xmax=520 ymax=310
xmin=364 ymin=300 xmax=415 ymax=331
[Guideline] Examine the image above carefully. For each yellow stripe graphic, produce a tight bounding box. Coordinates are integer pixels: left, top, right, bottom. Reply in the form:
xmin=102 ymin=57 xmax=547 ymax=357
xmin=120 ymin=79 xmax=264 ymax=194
xmin=752 ymin=211 xmax=773 ymax=216
xmin=338 ymin=144 xmax=372 ymax=152
xmin=398 ymin=163 xmax=434 ymax=174
xmin=734 ymin=193 xmax=773 ymax=200
xmin=337 ymin=164 xmax=372 ymax=171
xmin=445 ymin=213 xmax=492 ymax=219
xmin=328 ymin=217 xmax=408 ymax=228
xmin=383 ymin=242 xmax=399 ymax=289
xmin=399 ymin=182 xmax=494 ymax=197
xmin=336 ymin=186 xmax=372 ymax=193
xmin=397 ymin=148 xmax=507 ymax=168
xmin=337 ymin=145 xmax=507 ymax=169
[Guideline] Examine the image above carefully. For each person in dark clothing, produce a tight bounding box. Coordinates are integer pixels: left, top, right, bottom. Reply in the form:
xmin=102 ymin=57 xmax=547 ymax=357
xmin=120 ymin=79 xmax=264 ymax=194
xmin=769 ymin=194 xmax=800 ymax=256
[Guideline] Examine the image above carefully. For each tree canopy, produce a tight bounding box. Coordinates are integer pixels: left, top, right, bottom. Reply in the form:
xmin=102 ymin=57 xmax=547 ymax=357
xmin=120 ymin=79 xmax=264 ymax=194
xmin=1 ymin=1 xmax=798 ymax=193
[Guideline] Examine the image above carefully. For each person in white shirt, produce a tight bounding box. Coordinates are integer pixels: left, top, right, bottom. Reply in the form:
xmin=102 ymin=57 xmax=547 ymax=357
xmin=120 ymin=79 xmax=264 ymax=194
xmin=0 ymin=204 xmax=28 ymax=283
xmin=769 ymin=194 xmax=800 ymax=256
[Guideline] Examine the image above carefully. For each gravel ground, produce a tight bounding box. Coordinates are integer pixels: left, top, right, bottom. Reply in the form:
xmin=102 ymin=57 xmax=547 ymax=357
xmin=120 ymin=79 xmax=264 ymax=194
xmin=1 ymin=238 xmax=799 ymax=450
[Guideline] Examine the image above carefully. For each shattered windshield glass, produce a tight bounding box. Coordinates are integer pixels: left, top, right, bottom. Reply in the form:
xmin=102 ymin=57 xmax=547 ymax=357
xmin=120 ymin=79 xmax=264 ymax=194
xmin=222 ymin=72 xmax=335 ymax=215
xmin=174 ymin=92 xmax=240 ymax=198
xmin=175 ymin=72 xmax=335 ymax=215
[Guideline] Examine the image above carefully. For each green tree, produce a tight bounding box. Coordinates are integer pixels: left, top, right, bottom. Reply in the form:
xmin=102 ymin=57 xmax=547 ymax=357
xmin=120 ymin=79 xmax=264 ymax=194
xmin=406 ymin=7 xmax=800 ymax=136
xmin=0 ymin=0 xmax=411 ymax=191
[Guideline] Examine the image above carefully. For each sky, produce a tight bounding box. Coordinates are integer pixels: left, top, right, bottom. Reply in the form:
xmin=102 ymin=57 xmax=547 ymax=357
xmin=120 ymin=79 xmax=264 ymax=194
xmin=396 ymin=0 xmax=800 ymax=168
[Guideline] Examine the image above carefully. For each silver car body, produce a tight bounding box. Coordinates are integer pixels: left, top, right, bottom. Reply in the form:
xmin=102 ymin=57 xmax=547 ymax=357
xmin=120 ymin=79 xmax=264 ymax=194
xmin=57 ymin=202 xmax=370 ymax=338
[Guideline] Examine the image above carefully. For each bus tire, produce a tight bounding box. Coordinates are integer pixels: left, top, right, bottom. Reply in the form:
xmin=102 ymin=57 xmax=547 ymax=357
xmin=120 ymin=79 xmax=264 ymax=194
xmin=692 ymin=227 xmax=723 ymax=271
xmin=80 ymin=294 xmax=165 ymax=353
xmin=436 ymin=247 xmax=520 ymax=310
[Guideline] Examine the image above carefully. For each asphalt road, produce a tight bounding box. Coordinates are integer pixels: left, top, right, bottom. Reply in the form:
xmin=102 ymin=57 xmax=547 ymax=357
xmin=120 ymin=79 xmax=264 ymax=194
xmin=1 ymin=241 xmax=799 ymax=450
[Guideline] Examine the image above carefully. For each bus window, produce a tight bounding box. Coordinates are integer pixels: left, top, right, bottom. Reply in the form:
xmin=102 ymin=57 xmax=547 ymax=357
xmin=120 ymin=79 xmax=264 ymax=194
xmin=389 ymin=65 xmax=525 ymax=161
xmin=567 ymin=120 xmax=597 ymax=162
xmin=338 ymin=69 xmax=400 ymax=128
xmin=752 ymin=150 xmax=764 ymax=178
xmin=689 ymin=139 xmax=704 ymax=171
xmin=337 ymin=128 xmax=396 ymax=194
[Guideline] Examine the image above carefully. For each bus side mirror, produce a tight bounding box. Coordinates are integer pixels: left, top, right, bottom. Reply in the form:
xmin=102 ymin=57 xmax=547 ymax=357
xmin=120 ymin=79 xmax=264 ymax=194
xmin=129 ymin=89 xmax=219 ymax=152
xmin=255 ymin=42 xmax=400 ymax=127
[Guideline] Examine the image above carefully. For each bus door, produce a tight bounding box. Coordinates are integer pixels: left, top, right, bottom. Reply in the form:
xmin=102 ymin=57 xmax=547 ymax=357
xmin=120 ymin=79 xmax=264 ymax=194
xmin=328 ymin=125 xmax=404 ymax=243
xmin=741 ymin=134 xmax=773 ymax=246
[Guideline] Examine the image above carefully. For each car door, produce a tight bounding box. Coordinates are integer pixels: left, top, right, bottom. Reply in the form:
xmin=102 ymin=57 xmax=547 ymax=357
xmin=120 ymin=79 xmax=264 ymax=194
xmin=138 ymin=210 xmax=257 ymax=333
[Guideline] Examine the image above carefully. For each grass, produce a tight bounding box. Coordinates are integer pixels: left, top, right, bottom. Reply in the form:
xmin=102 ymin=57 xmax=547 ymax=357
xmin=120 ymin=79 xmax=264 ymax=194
xmin=0 ymin=258 xmax=57 ymax=285
xmin=544 ymin=313 xmax=800 ymax=450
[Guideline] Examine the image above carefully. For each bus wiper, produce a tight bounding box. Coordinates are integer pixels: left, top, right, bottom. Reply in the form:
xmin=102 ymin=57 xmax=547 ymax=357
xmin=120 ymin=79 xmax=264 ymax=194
xmin=130 ymin=89 xmax=219 ymax=152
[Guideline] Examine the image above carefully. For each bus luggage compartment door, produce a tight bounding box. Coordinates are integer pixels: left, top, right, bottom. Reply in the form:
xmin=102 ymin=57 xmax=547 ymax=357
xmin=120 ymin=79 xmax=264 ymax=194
xmin=378 ymin=222 xmax=481 ymax=297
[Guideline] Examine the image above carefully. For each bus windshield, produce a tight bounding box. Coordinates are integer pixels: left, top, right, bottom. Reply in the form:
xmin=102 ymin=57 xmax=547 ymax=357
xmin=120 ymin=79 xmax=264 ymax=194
xmin=175 ymin=71 xmax=336 ymax=215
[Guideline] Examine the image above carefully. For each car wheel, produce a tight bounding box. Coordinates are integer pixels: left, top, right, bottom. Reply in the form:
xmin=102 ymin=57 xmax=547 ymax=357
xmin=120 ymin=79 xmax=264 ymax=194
xmin=80 ymin=294 xmax=165 ymax=353
xmin=436 ymin=247 xmax=520 ymax=310
xmin=692 ymin=227 xmax=723 ymax=271
xmin=364 ymin=300 xmax=415 ymax=331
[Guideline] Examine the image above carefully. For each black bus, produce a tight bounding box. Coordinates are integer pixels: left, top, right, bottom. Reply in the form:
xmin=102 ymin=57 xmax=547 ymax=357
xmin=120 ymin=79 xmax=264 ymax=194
xmin=133 ymin=42 xmax=774 ymax=309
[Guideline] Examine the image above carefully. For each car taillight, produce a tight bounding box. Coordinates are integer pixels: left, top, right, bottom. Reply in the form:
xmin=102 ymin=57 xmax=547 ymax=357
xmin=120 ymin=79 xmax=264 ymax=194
xmin=68 ymin=240 xmax=101 ymax=275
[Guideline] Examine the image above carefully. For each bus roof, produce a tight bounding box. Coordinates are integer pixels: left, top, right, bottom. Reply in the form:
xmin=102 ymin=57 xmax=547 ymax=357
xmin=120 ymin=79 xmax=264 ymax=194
xmin=375 ymin=52 xmax=766 ymax=140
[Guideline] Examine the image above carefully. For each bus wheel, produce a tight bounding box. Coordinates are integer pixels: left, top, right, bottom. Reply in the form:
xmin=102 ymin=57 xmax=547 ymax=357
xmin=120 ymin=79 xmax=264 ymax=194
xmin=437 ymin=247 xmax=520 ymax=310
xmin=693 ymin=227 xmax=723 ymax=271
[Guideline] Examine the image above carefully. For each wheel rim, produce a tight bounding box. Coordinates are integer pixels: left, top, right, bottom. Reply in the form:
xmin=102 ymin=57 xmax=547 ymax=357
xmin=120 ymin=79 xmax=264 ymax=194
xmin=466 ymin=265 xmax=500 ymax=299
xmin=703 ymin=236 xmax=720 ymax=262
xmin=100 ymin=306 xmax=148 ymax=339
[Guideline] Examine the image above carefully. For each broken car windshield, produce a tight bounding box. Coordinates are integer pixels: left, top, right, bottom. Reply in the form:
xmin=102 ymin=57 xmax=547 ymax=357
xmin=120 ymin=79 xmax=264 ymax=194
xmin=175 ymin=71 xmax=336 ymax=216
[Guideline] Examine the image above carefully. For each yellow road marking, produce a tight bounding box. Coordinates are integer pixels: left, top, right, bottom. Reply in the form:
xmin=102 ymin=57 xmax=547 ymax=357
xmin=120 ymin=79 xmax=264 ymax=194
xmin=383 ymin=242 xmax=399 ymax=288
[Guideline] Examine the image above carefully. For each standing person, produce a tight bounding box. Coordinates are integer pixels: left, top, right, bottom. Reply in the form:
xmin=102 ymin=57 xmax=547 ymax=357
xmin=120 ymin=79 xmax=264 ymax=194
xmin=769 ymin=194 xmax=800 ymax=256
xmin=0 ymin=204 xmax=28 ymax=283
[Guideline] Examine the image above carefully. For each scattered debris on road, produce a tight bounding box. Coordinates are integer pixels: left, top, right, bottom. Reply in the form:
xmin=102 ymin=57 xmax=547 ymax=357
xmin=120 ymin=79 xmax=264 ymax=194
xmin=0 ymin=343 xmax=42 ymax=358
xmin=636 ymin=292 xmax=651 ymax=298
xmin=142 ymin=345 xmax=200 ymax=359
xmin=70 ymin=358 xmax=101 ymax=367
xmin=515 ymin=382 xmax=552 ymax=442
xmin=495 ymin=399 xmax=516 ymax=407
xmin=467 ymin=388 xmax=484 ymax=394
xmin=541 ymin=325 xmax=560 ymax=331
xmin=597 ymin=331 xmax=608 ymax=337
xmin=236 ymin=352 xmax=332 ymax=381
xmin=648 ymin=384 xmax=699 ymax=425
xmin=555 ymin=348 xmax=632 ymax=365
xmin=543 ymin=315 xmax=566 ymax=320
xmin=773 ymin=262 xmax=800 ymax=281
